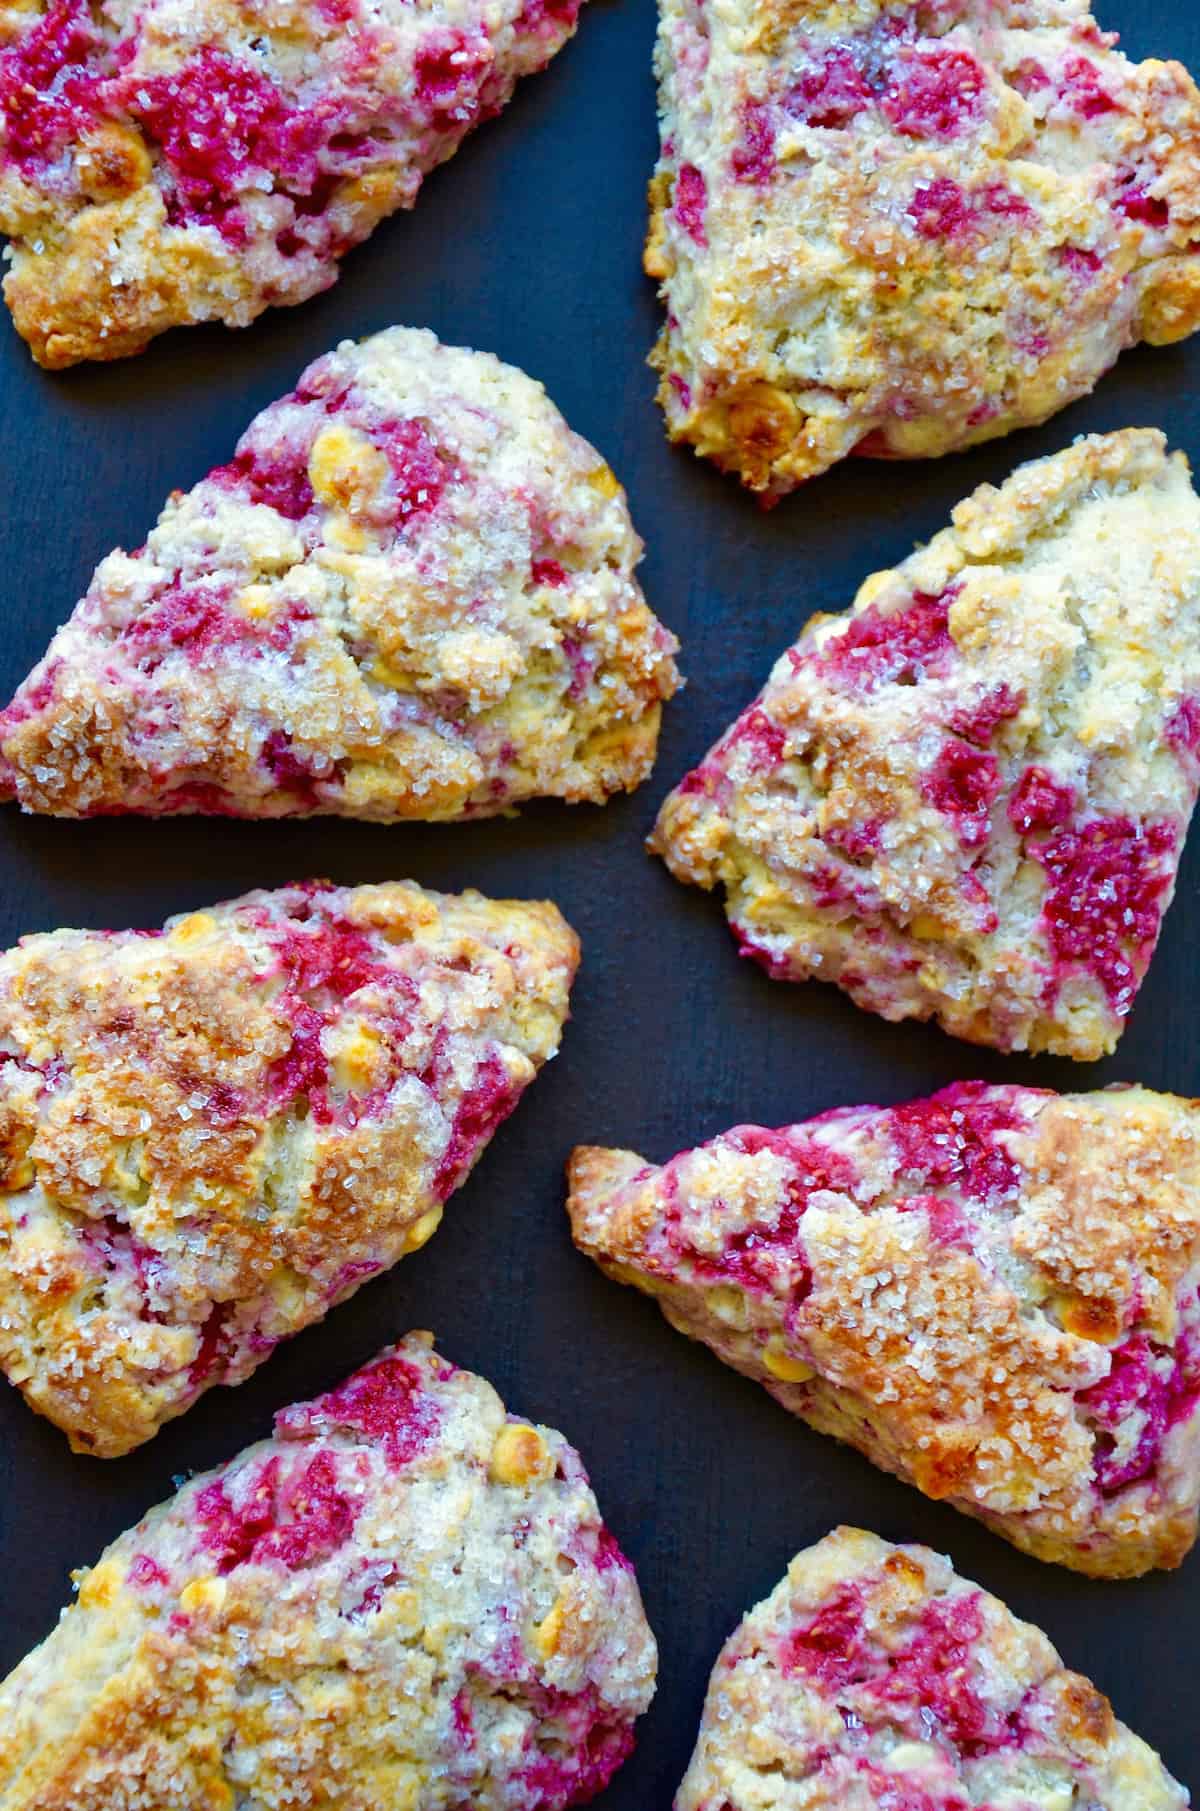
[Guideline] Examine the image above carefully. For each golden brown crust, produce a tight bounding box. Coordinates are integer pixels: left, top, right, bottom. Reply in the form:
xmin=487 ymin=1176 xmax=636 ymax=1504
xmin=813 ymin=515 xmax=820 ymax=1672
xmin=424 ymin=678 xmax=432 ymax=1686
xmin=675 ymin=1528 xmax=1189 ymax=1809
xmin=568 ymin=1083 xmax=1200 ymax=1577
xmin=0 ymin=879 xmax=578 ymax=1455
xmin=649 ymin=0 xmax=1200 ymax=495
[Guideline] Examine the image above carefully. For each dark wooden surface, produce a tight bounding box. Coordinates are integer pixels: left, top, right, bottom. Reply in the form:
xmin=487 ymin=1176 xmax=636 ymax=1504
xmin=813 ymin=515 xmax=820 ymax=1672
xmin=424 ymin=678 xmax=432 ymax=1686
xmin=2 ymin=2 xmax=1199 ymax=1802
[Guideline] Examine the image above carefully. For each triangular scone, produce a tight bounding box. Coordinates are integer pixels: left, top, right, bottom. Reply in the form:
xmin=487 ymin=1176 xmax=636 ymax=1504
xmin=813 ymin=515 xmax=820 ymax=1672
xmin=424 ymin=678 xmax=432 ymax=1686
xmin=653 ymin=430 xmax=1200 ymax=1060
xmin=568 ymin=1082 xmax=1200 ymax=1578
xmin=0 ymin=879 xmax=578 ymax=1456
xmin=0 ymin=1334 xmax=658 ymax=1811
xmin=0 ymin=0 xmax=582 ymax=368
xmin=646 ymin=0 xmax=1200 ymax=497
xmin=676 ymin=1528 xmax=1187 ymax=1811
xmin=0 ymin=330 xmax=680 ymax=822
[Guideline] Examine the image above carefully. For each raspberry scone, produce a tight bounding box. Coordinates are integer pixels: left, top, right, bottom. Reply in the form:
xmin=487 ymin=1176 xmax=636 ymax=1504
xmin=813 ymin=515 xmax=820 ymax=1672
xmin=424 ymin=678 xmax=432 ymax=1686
xmin=646 ymin=0 xmax=1200 ymax=498
xmin=0 ymin=0 xmax=583 ymax=368
xmin=0 ymin=878 xmax=578 ymax=1457
xmin=676 ymin=1527 xmax=1188 ymax=1811
xmin=568 ymin=1081 xmax=1200 ymax=1577
xmin=0 ymin=1334 xmax=658 ymax=1811
xmin=0 ymin=330 xmax=680 ymax=823
xmin=653 ymin=430 xmax=1200 ymax=1060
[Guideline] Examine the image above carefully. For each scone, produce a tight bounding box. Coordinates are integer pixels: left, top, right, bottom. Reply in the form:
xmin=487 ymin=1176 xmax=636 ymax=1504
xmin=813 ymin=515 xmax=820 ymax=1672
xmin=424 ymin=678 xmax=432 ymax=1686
xmin=646 ymin=0 xmax=1200 ymax=497
xmin=0 ymin=328 xmax=680 ymax=822
xmin=0 ymin=0 xmax=583 ymax=367
xmin=652 ymin=430 xmax=1200 ymax=1060
xmin=0 ymin=1333 xmax=658 ymax=1811
xmin=676 ymin=1527 xmax=1188 ymax=1810
xmin=567 ymin=1081 xmax=1200 ymax=1577
xmin=0 ymin=878 xmax=578 ymax=1456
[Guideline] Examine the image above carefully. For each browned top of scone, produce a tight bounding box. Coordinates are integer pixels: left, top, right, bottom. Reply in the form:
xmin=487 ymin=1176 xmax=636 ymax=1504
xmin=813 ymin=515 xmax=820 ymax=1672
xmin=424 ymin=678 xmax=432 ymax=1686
xmin=568 ymin=1082 xmax=1200 ymax=1573
xmin=0 ymin=879 xmax=577 ymax=1455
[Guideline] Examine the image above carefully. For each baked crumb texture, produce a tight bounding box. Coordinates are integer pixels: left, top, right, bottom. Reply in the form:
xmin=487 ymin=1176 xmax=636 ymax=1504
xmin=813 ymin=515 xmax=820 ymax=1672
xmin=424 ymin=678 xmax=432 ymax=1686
xmin=0 ymin=1332 xmax=658 ymax=1811
xmin=568 ymin=1082 xmax=1200 ymax=1578
xmin=0 ymin=878 xmax=579 ymax=1457
xmin=675 ymin=1527 xmax=1188 ymax=1809
xmin=653 ymin=430 xmax=1200 ymax=1061
xmin=0 ymin=328 xmax=680 ymax=822
xmin=646 ymin=0 xmax=1200 ymax=497
xmin=0 ymin=0 xmax=582 ymax=367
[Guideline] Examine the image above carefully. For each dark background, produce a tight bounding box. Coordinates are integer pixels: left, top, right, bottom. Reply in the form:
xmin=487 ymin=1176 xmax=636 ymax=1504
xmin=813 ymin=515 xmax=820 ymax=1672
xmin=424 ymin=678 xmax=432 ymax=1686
xmin=1 ymin=1 xmax=1199 ymax=1801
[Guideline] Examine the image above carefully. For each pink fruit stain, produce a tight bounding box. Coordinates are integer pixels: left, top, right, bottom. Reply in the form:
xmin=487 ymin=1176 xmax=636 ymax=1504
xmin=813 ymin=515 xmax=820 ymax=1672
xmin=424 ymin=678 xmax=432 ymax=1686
xmin=451 ymin=1687 xmax=476 ymax=1747
xmin=531 ymin=558 xmax=568 ymax=588
xmin=129 ymin=50 xmax=330 ymax=241
xmin=286 ymin=1354 xmax=441 ymax=1468
xmin=188 ymin=1301 xmax=233 ymax=1387
xmin=948 ymin=683 xmax=1022 ymax=745
xmin=846 ymin=1763 xmax=947 ymax=1811
xmin=1059 ymin=54 xmax=1119 ymax=119
xmin=1 ymin=657 xmax=64 ymax=732
xmin=978 ymin=181 xmax=1033 ymax=222
xmin=895 ymin=1191 xmax=972 ymax=1250
xmin=785 ymin=47 xmax=872 ymax=128
xmin=373 ymin=417 xmax=446 ymax=523
xmin=431 ymin=1048 xmax=521 ymax=1200
xmin=513 ymin=1684 xmax=636 ymax=1808
xmin=812 ymin=586 xmax=956 ymax=692
xmin=413 ymin=30 xmax=493 ymax=130
xmin=668 ymin=372 xmax=693 ymax=410
xmin=1061 ymin=245 xmax=1103 ymax=283
xmin=883 ymin=45 xmax=984 ymax=139
xmin=908 ymin=175 xmax=975 ymax=240
xmin=674 ymin=162 xmax=708 ymax=244
xmin=873 ymin=1593 xmax=997 ymax=1752
xmin=590 ymin=1525 xmax=634 ymax=1575
xmin=1117 ymin=186 xmax=1170 ymax=229
xmin=1166 ymin=694 xmax=1200 ymax=761
xmin=261 ymin=730 xmax=324 ymax=807
xmin=1078 ymin=1333 xmax=1200 ymax=1494
xmin=215 ymin=443 xmax=315 ymax=521
xmin=195 ymin=1450 xmax=358 ymax=1573
xmin=731 ymin=98 xmax=775 ymax=184
xmin=734 ymin=924 xmax=793 ymax=981
xmin=825 ymin=818 xmax=883 ymax=861
xmin=888 ymin=1082 xmax=1025 ymax=1203
xmin=726 ymin=705 xmax=788 ymax=772
xmin=121 ymin=583 xmax=252 ymax=670
xmin=561 ymin=634 xmax=594 ymax=701
xmin=263 ymin=912 xmax=385 ymax=1114
xmin=0 ymin=0 xmax=106 ymax=169
xmin=923 ymin=739 xmax=1001 ymax=848
xmin=788 ymin=1579 xmax=1013 ymax=1755
xmin=128 ymin=1553 xmax=170 ymax=1589
xmin=515 ymin=0 xmax=582 ymax=46
xmin=779 ymin=1581 xmax=871 ymax=1689
xmin=1033 ymin=815 xmax=1177 ymax=1013
xmin=1007 ymin=765 xmax=1075 ymax=835
xmin=676 ymin=1128 xmax=858 ymax=1298
xmin=959 ymin=868 xmax=999 ymax=935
